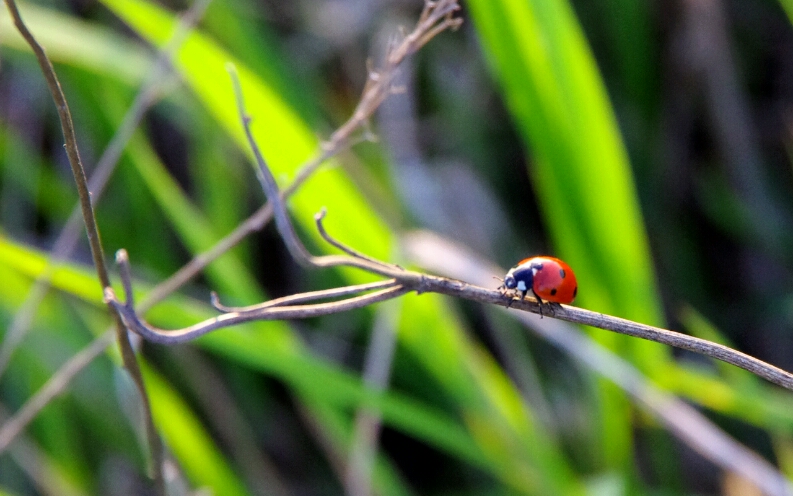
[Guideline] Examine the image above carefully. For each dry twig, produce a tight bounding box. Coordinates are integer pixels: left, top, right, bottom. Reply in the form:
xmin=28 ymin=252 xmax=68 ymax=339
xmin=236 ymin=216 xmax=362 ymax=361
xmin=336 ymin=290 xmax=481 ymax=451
xmin=405 ymin=231 xmax=793 ymax=496
xmin=1 ymin=0 xmax=165 ymax=492
xmin=0 ymin=0 xmax=212 ymax=380
xmin=105 ymin=2 xmax=467 ymax=340
xmin=105 ymin=221 xmax=793 ymax=392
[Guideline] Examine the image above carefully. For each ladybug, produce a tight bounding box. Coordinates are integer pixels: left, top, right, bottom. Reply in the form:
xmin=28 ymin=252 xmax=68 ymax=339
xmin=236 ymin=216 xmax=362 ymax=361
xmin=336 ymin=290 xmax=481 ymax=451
xmin=501 ymin=256 xmax=577 ymax=312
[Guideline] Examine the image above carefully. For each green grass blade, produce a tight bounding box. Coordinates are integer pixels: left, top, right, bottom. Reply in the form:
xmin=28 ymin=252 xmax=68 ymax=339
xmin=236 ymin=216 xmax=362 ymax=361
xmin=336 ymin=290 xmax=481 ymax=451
xmin=466 ymin=0 xmax=664 ymax=336
xmin=467 ymin=0 xmax=667 ymax=473
xmin=778 ymin=0 xmax=793 ymax=25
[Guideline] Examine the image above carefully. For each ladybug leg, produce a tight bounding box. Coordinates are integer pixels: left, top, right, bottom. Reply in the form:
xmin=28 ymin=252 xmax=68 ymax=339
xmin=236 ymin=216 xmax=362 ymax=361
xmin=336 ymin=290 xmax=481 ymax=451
xmin=532 ymin=290 xmax=545 ymax=318
xmin=499 ymin=285 xmax=515 ymax=308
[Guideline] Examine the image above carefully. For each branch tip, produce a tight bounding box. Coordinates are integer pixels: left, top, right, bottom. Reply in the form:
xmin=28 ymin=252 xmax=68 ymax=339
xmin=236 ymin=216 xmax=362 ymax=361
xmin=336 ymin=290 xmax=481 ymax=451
xmin=210 ymin=291 xmax=222 ymax=310
xmin=115 ymin=248 xmax=129 ymax=264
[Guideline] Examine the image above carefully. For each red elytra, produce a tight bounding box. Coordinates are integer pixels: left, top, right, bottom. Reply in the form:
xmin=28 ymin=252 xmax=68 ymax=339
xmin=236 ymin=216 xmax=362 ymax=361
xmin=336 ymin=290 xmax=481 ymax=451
xmin=503 ymin=256 xmax=578 ymax=304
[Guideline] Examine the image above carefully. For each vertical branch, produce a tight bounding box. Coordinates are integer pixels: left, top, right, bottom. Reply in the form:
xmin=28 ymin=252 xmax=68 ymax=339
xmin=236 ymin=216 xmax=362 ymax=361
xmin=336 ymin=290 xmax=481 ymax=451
xmin=2 ymin=2 xmax=103 ymax=281
xmin=2 ymin=1 xmax=165 ymax=493
xmin=0 ymin=0 xmax=212 ymax=381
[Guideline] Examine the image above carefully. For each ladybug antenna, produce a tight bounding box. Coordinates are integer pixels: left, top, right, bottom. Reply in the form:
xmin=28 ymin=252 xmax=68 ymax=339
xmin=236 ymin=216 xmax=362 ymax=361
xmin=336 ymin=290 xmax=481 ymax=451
xmin=493 ymin=275 xmax=505 ymax=290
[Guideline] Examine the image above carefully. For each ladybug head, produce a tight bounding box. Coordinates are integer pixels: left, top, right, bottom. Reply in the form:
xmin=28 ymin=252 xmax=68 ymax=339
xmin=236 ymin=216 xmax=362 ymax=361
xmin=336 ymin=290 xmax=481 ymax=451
xmin=503 ymin=273 xmax=517 ymax=290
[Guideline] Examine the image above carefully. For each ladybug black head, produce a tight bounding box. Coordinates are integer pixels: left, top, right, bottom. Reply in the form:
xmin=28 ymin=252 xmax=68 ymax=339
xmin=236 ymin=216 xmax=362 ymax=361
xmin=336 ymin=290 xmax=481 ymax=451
xmin=504 ymin=273 xmax=517 ymax=290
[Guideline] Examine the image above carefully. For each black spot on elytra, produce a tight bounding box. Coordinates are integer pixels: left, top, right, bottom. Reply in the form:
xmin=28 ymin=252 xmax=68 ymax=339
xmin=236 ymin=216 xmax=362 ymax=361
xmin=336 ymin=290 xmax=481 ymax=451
xmin=559 ymin=268 xmax=566 ymax=278
xmin=550 ymin=288 xmax=557 ymax=296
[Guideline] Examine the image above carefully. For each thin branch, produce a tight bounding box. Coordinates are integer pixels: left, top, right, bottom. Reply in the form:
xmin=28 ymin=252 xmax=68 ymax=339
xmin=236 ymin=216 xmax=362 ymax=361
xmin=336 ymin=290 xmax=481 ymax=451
xmin=227 ymin=63 xmax=315 ymax=267
xmin=314 ymin=208 xmax=403 ymax=271
xmin=2 ymin=0 xmax=104 ymax=287
xmin=108 ymin=219 xmax=793 ymax=393
xmin=210 ymin=279 xmax=400 ymax=313
xmin=0 ymin=3 xmax=464 ymax=489
xmin=116 ymin=30 xmax=793 ymax=391
xmin=106 ymin=249 xmax=411 ymax=345
xmin=315 ymin=0 xmax=461 ymax=159
xmin=2 ymin=1 xmax=165 ymax=492
xmin=227 ymin=66 xmax=409 ymax=277
xmin=222 ymin=1 xmax=460 ymax=279
xmin=404 ymin=231 xmax=793 ymax=496
xmin=0 ymin=0 xmax=212 ymax=380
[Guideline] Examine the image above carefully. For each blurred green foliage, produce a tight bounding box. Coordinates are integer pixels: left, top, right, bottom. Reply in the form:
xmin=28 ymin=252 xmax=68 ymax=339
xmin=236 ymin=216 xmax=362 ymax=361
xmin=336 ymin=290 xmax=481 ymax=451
xmin=1 ymin=0 xmax=793 ymax=494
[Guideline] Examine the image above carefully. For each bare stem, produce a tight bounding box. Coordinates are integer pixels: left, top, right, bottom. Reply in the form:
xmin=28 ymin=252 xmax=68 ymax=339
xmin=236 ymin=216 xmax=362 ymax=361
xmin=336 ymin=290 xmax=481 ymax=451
xmin=211 ymin=279 xmax=400 ymax=313
xmin=1 ymin=0 xmax=461 ymax=462
xmin=2 ymin=1 xmax=165 ymax=492
xmin=106 ymin=250 xmax=410 ymax=345
xmin=106 ymin=236 xmax=793 ymax=392
xmin=227 ymin=67 xmax=412 ymax=277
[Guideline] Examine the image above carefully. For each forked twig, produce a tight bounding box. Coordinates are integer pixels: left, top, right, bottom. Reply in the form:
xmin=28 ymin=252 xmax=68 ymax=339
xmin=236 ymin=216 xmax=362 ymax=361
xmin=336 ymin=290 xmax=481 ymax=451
xmin=106 ymin=249 xmax=411 ymax=345
xmin=316 ymin=0 xmax=462 ymax=157
xmin=139 ymin=0 xmax=461 ymax=302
